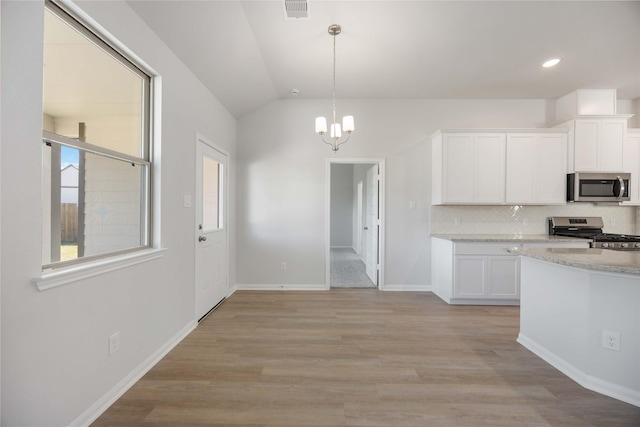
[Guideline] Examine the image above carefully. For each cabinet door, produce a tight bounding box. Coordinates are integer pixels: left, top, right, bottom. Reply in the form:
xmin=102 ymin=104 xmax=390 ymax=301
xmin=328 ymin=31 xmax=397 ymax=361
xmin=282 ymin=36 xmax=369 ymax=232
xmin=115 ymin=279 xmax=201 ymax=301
xmin=599 ymin=120 xmax=625 ymax=171
xmin=454 ymin=256 xmax=486 ymax=297
xmin=535 ymin=134 xmax=567 ymax=203
xmin=475 ymin=134 xmax=506 ymax=203
xmin=623 ymin=130 xmax=640 ymax=204
xmin=506 ymin=133 xmax=566 ymax=204
xmin=574 ymin=120 xmax=625 ymax=171
xmin=506 ymin=134 xmax=536 ymax=203
xmin=574 ymin=121 xmax=599 ymax=171
xmin=443 ymin=134 xmax=475 ymax=202
xmin=487 ymin=257 xmax=519 ymax=299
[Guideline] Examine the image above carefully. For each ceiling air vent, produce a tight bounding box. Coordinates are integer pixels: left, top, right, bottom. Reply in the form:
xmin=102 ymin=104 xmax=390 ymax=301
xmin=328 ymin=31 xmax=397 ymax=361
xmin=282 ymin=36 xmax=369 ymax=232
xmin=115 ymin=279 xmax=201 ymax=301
xmin=284 ymin=0 xmax=309 ymax=19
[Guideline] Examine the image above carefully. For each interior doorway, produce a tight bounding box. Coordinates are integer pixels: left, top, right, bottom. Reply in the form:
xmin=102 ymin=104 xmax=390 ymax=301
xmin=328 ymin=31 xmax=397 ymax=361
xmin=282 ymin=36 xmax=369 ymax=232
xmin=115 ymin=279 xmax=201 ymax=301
xmin=326 ymin=159 xmax=385 ymax=290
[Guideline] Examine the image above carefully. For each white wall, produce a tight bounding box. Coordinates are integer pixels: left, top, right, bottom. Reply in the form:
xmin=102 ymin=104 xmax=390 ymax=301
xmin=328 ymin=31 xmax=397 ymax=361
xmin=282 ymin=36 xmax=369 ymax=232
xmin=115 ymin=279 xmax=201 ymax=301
xmin=0 ymin=1 xmax=236 ymax=425
xmin=236 ymin=98 xmax=551 ymax=289
xmin=330 ymin=164 xmax=354 ymax=248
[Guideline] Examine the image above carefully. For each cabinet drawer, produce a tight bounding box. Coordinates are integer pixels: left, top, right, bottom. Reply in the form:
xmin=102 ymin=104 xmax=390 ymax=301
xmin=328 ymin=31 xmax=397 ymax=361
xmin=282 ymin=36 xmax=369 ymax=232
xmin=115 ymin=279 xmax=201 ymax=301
xmin=454 ymin=242 xmax=518 ymax=255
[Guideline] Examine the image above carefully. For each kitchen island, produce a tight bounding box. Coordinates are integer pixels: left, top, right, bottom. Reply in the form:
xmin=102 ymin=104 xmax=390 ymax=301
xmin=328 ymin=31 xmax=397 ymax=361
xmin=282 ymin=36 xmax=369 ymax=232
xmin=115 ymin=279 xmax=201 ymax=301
xmin=511 ymin=247 xmax=640 ymax=408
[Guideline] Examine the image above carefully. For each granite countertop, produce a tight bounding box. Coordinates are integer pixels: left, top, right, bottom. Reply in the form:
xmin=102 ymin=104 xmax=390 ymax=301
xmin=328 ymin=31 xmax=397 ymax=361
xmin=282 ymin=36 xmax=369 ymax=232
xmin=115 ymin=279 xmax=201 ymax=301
xmin=509 ymin=247 xmax=640 ymax=275
xmin=431 ymin=234 xmax=587 ymax=243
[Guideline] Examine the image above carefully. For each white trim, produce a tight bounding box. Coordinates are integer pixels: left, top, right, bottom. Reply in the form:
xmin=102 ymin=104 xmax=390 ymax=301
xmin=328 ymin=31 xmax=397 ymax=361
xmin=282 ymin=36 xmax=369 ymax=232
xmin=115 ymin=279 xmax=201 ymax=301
xmin=236 ymin=284 xmax=326 ymax=291
xmin=69 ymin=320 xmax=197 ymax=427
xmin=34 ymin=248 xmax=167 ymax=291
xmin=382 ymin=284 xmax=432 ymax=292
xmin=326 ymin=158 xmax=386 ymax=291
xmin=518 ymin=333 xmax=640 ymax=408
xmin=55 ymin=0 xmax=159 ymax=77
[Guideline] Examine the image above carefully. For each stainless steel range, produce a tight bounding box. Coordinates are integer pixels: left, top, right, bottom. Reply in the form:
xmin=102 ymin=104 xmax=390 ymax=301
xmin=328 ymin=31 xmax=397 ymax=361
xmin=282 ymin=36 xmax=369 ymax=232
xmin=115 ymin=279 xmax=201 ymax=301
xmin=548 ymin=216 xmax=640 ymax=250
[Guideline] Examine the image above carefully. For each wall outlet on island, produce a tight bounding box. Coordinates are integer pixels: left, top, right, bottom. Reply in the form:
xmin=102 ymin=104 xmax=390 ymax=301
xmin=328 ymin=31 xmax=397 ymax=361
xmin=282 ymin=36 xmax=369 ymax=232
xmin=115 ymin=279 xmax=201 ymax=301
xmin=602 ymin=330 xmax=621 ymax=352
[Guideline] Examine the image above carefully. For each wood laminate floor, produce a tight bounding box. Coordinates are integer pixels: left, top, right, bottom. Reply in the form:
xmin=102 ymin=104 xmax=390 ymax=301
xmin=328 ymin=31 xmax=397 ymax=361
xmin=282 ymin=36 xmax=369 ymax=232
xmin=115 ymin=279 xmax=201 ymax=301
xmin=92 ymin=290 xmax=640 ymax=426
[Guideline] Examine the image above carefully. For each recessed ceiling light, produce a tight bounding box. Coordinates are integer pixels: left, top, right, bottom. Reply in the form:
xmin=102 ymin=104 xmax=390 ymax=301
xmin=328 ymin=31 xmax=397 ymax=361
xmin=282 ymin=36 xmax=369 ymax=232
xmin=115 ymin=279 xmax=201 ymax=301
xmin=542 ymin=58 xmax=561 ymax=68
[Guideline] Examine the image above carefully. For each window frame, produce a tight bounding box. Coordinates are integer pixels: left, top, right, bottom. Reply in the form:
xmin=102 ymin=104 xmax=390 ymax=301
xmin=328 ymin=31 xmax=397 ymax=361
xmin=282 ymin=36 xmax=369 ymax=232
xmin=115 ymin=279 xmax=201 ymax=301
xmin=42 ymin=0 xmax=154 ymax=271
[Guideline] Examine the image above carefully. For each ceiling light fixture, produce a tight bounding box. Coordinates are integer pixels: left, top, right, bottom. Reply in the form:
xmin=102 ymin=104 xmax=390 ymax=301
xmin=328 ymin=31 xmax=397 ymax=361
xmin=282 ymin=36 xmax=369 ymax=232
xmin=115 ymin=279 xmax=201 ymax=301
xmin=542 ymin=58 xmax=561 ymax=68
xmin=315 ymin=24 xmax=354 ymax=152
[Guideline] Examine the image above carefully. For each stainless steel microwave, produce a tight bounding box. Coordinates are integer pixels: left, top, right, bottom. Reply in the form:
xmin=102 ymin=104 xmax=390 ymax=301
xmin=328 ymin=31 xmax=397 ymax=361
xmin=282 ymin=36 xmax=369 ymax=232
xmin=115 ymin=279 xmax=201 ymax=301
xmin=567 ymin=172 xmax=630 ymax=202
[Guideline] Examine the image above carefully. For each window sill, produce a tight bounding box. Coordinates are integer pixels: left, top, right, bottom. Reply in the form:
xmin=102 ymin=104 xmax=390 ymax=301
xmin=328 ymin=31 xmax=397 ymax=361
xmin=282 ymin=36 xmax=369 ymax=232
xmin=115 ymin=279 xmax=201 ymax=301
xmin=34 ymin=248 xmax=167 ymax=291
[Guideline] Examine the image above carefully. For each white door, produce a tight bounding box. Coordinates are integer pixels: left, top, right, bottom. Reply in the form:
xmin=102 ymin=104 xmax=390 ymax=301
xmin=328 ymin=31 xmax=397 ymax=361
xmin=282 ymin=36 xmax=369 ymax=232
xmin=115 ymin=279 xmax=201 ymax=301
xmin=364 ymin=166 xmax=378 ymax=285
xmin=195 ymin=137 xmax=228 ymax=320
xmin=356 ymin=181 xmax=363 ymax=255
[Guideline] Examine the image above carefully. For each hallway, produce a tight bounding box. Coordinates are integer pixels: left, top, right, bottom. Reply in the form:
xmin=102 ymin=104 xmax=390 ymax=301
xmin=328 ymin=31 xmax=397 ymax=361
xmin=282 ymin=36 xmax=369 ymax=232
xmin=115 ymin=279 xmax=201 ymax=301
xmin=330 ymin=248 xmax=376 ymax=288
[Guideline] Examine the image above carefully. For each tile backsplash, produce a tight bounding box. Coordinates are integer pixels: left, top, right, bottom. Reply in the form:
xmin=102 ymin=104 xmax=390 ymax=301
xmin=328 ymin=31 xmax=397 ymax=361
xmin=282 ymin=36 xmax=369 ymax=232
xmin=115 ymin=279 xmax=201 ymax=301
xmin=431 ymin=204 xmax=639 ymax=235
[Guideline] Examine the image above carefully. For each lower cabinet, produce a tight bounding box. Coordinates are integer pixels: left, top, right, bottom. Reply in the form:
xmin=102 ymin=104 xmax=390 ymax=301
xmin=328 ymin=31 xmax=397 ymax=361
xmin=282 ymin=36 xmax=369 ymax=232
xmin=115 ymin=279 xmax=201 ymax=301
xmin=454 ymin=255 xmax=519 ymax=300
xmin=431 ymin=237 xmax=590 ymax=306
xmin=450 ymin=243 xmax=520 ymax=304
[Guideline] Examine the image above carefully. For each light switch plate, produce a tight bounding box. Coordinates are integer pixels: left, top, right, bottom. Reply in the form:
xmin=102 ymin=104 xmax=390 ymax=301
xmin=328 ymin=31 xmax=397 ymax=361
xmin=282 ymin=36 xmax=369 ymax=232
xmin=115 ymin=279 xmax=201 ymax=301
xmin=184 ymin=195 xmax=192 ymax=208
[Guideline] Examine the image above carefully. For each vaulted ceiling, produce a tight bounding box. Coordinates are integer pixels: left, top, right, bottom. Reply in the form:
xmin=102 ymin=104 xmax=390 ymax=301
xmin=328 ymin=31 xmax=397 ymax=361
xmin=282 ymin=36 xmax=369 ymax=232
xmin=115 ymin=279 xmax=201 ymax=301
xmin=127 ymin=0 xmax=640 ymax=118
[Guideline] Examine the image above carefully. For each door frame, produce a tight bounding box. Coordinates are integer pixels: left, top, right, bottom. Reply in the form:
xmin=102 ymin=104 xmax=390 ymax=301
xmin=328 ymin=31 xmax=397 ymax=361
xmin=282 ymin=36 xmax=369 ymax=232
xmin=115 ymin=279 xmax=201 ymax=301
xmin=326 ymin=158 xmax=385 ymax=290
xmin=194 ymin=132 xmax=230 ymax=320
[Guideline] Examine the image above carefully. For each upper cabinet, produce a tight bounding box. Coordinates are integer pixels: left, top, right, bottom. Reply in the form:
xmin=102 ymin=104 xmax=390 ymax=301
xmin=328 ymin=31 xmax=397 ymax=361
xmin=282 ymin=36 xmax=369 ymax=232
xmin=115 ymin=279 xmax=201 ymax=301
xmin=556 ymin=117 xmax=631 ymax=172
xmin=553 ymin=89 xmax=632 ymax=173
xmin=622 ymin=129 xmax=640 ymax=205
xmin=506 ymin=133 xmax=567 ymax=205
xmin=432 ymin=132 xmax=505 ymax=204
xmin=432 ymin=130 xmax=567 ymax=205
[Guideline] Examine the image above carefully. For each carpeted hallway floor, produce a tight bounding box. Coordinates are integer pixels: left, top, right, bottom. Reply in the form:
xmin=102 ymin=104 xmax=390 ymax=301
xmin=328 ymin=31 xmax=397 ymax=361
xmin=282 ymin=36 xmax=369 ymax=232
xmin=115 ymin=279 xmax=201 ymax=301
xmin=330 ymin=247 xmax=376 ymax=288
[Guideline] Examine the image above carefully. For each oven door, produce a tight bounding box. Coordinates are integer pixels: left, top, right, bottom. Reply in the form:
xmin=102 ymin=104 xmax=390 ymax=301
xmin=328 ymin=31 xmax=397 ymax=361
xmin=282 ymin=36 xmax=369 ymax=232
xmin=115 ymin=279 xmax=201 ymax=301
xmin=568 ymin=173 xmax=631 ymax=202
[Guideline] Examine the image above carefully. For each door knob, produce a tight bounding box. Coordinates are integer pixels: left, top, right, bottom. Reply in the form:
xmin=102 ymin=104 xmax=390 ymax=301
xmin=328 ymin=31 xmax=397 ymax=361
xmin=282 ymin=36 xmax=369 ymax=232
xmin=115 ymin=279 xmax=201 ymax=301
xmin=199 ymin=236 xmax=207 ymax=242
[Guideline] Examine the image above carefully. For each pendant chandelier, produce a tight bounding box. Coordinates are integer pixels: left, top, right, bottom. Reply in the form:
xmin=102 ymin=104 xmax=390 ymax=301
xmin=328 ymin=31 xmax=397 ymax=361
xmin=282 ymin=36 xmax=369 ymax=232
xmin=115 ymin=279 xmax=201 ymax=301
xmin=315 ymin=24 xmax=354 ymax=151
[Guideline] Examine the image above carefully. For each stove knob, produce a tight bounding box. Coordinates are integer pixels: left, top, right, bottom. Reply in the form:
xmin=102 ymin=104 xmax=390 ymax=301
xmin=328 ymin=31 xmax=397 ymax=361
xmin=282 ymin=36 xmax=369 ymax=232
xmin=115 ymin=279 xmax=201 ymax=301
xmin=601 ymin=243 xmax=609 ymax=248
xmin=621 ymin=242 xmax=629 ymax=248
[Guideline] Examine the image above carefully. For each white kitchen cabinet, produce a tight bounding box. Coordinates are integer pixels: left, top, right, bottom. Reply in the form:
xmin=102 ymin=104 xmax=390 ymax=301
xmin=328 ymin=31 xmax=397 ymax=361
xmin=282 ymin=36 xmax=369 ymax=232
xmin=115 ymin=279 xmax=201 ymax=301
xmin=622 ymin=129 xmax=640 ymax=205
xmin=454 ymin=254 xmax=519 ymax=300
xmin=433 ymin=129 xmax=568 ymax=205
xmin=506 ymin=133 xmax=567 ymax=204
xmin=556 ymin=116 xmax=632 ymax=172
xmin=431 ymin=237 xmax=591 ymax=306
xmin=433 ymin=132 xmax=506 ymax=204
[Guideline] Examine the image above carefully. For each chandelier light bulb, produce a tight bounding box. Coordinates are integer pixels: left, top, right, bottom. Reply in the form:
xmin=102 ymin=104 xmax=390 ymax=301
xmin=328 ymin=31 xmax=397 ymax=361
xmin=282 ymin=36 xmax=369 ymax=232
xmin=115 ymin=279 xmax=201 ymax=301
xmin=315 ymin=117 xmax=328 ymax=134
xmin=330 ymin=123 xmax=342 ymax=138
xmin=343 ymin=116 xmax=354 ymax=133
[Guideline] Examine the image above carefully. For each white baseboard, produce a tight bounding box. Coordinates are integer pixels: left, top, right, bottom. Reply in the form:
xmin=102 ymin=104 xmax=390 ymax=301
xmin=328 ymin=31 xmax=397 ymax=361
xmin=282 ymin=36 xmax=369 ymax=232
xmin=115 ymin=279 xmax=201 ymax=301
xmin=517 ymin=333 xmax=640 ymax=408
xmin=70 ymin=320 xmax=198 ymax=427
xmin=382 ymin=284 xmax=432 ymax=292
xmin=236 ymin=283 xmax=326 ymax=291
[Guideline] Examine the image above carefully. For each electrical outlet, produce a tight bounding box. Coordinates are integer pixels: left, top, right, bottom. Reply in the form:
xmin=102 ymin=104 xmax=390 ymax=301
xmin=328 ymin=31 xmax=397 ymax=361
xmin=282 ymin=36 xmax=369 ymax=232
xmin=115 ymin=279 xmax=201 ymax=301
xmin=602 ymin=330 xmax=621 ymax=352
xmin=454 ymin=217 xmax=460 ymax=226
xmin=523 ymin=218 xmax=529 ymax=226
xmin=280 ymin=262 xmax=287 ymax=271
xmin=109 ymin=331 xmax=121 ymax=356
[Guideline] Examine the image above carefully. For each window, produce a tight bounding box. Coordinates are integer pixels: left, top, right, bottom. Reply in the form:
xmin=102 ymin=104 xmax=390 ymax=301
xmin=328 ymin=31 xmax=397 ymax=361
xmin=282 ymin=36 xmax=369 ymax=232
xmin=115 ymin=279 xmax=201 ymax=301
xmin=202 ymin=156 xmax=223 ymax=231
xmin=42 ymin=1 xmax=152 ymax=269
